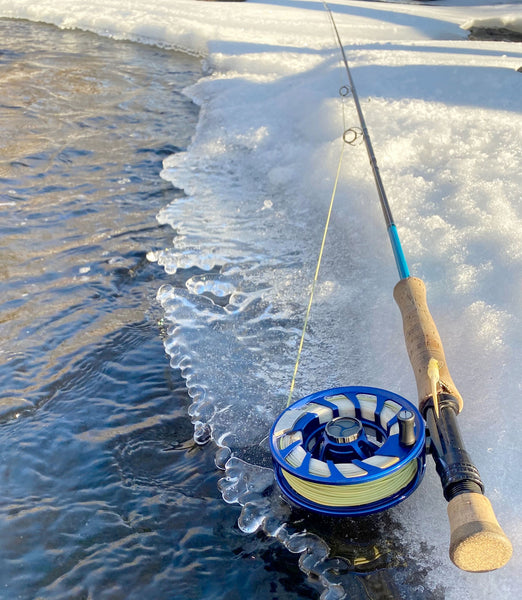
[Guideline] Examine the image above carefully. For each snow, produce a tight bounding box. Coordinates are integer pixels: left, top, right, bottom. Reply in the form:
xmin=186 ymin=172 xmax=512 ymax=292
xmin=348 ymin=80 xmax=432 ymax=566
xmin=1 ymin=0 xmax=520 ymax=598
xmin=463 ymin=12 xmax=522 ymax=33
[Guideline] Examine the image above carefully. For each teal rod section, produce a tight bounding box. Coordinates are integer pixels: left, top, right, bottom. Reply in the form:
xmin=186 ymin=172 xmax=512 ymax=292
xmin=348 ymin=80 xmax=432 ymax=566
xmin=388 ymin=224 xmax=410 ymax=279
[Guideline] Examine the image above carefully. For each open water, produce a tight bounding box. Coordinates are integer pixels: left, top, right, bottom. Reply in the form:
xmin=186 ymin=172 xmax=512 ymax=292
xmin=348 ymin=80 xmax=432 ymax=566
xmin=0 ymin=19 xmax=323 ymax=600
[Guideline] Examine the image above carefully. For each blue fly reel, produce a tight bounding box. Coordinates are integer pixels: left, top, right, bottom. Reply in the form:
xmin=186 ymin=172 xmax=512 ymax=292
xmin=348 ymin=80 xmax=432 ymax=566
xmin=269 ymin=386 xmax=426 ymax=516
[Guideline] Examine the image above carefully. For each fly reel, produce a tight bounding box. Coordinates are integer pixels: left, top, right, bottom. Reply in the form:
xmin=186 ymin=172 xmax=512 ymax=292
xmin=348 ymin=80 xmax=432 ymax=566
xmin=270 ymin=386 xmax=426 ymax=516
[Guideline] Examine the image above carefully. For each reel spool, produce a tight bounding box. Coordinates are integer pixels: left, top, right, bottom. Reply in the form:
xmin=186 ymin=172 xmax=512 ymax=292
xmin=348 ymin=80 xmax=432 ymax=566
xmin=270 ymin=386 xmax=426 ymax=516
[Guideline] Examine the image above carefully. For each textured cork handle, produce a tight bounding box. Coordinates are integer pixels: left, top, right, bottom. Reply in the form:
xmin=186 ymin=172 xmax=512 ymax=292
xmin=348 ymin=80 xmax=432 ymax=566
xmin=393 ymin=277 xmax=463 ymax=413
xmin=448 ymin=493 xmax=512 ymax=571
xmin=394 ymin=277 xmax=512 ymax=571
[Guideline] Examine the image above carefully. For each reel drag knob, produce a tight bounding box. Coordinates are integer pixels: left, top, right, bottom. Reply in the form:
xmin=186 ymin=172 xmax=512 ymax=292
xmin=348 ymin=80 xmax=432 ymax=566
xmin=325 ymin=416 xmax=363 ymax=444
xmin=322 ymin=416 xmax=372 ymax=463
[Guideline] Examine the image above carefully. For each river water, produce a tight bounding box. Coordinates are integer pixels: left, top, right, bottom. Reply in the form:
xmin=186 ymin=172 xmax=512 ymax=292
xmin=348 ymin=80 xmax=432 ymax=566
xmin=0 ymin=19 xmax=322 ymax=600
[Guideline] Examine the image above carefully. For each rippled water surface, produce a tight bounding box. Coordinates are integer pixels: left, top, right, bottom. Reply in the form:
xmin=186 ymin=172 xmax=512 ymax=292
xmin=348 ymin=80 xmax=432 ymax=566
xmin=0 ymin=19 xmax=319 ymax=600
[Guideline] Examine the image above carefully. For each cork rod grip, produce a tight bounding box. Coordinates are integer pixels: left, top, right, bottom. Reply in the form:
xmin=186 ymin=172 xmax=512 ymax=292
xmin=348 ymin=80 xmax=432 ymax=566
xmin=393 ymin=277 xmax=463 ymax=413
xmin=448 ymin=493 xmax=512 ymax=571
xmin=394 ymin=277 xmax=512 ymax=571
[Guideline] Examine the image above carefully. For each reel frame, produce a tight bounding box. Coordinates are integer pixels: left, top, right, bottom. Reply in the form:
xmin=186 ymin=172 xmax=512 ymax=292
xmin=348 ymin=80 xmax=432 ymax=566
xmin=270 ymin=386 xmax=426 ymax=517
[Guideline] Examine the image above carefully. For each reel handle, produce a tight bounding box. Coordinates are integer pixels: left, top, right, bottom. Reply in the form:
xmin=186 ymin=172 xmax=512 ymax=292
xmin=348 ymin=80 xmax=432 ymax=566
xmin=393 ymin=277 xmax=462 ymax=413
xmin=394 ymin=276 xmax=512 ymax=572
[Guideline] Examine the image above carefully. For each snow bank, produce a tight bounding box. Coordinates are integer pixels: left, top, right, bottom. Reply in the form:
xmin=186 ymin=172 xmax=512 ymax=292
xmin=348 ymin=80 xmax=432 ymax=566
xmin=462 ymin=12 xmax=522 ymax=35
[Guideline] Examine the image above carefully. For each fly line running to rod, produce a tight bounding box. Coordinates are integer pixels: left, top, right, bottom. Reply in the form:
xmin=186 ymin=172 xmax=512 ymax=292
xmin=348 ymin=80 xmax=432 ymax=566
xmin=286 ymin=140 xmax=345 ymax=407
xmin=287 ymin=1 xmax=409 ymax=407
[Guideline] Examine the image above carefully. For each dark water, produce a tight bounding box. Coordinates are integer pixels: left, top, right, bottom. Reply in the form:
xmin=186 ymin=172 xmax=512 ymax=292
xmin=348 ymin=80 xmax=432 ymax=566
xmin=0 ymin=19 xmax=320 ymax=600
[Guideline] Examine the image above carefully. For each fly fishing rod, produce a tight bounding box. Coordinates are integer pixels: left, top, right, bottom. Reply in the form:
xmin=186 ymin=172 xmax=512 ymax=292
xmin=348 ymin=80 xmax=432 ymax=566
xmin=269 ymin=2 xmax=512 ymax=573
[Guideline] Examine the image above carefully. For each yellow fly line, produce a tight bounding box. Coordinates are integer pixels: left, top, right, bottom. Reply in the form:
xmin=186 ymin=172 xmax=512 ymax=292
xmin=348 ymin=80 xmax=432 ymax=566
xmin=286 ymin=140 xmax=346 ymax=408
xmin=285 ymin=6 xmax=356 ymax=409
xmin=281 ymin=459 xmax=418 ymax=507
